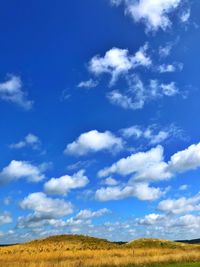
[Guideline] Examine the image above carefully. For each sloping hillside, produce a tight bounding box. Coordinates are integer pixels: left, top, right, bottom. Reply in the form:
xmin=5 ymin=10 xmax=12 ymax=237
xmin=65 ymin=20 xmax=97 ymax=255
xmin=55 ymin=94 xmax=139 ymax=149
xmin=126 ymin=238 xmax=187 ymax=248
xmin=24 ymin=234 xmax=119 ymax=250
xmin=1 ymin=235 xmax=200 ymax=267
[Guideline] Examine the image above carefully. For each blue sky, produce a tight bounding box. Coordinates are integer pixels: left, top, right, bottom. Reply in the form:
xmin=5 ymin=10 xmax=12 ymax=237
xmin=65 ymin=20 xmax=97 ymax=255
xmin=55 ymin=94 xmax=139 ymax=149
xmin=1 ymin=0 xmax=200 ymax=243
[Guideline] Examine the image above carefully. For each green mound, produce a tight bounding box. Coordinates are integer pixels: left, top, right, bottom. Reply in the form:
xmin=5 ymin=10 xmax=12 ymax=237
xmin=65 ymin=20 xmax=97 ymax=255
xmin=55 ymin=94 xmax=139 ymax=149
xmin=126 ymin=238 xmax=185 ymax=249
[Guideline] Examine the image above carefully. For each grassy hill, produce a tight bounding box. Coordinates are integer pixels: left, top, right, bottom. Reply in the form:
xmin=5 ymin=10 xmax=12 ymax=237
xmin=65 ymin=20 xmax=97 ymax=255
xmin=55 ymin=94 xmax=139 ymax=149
xmin=24 ymin=234 xmax=119 ymax=250
xmin=1 ymin=235 xmax=200 ymax=267
xmin=126 ymin=238 xmax=187 ymax=249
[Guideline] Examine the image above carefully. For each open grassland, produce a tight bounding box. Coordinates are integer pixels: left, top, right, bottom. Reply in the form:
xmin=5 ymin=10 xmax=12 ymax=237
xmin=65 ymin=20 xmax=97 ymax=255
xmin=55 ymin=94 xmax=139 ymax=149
xmin=0 ymin=235 xmax=200 ymax=267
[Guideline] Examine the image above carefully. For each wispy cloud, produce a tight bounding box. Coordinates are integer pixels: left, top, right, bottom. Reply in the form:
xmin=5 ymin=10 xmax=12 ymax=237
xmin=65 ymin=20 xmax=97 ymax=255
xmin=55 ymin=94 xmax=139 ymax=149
xmin=9 ymin=133 xmax=41 ymax=150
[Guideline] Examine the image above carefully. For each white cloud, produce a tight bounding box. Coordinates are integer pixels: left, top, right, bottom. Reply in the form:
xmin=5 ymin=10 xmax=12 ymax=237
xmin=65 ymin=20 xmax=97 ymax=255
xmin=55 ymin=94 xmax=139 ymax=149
xmin=158 ymin=64 xmax=173 ymax=73
xmin=64 ymin=130 xmax=123 ymax=156
xmin=173 ymin=214 xmax=200 ymax=229
xmin=67 ymin=160 xmax=96 ymax=171
xmin=110 ymin=0 xmax=122 ymax=6
xmin=159 ymin=44 xmax=173 ymax=58
xmin=144 ymin=129 xmax=169 ymax=145
xmin=0 ymin=75 xmax=33 ymax=110
xmin=137 ymin=213 xmax=165 ymax=226
xmin=133 ymin=43 xmax=152 ymax=67
xmin=161 ymin=82 xmax=179 ymax=96
xmin=180 ymin=9 xmax=191 ymax=23
xmin=0 ymin=160 xmax=45 ymax=185
xmin=135 ymin=212 xmax=200 ymax=240
xmin=168 ymin=143 xmax=200 ymax=173
xmin=89 ymin=45 xmax=151 ymax=85
xmin=98 ymin=145 xmax=167 ymax=178
xmin=0 ymin=212 xmax=12 ymax=225
xmin=150 ymin=80 xmax=180 ymax=98
xmin=16 ymin=207 xmax=108 ymax=232
xmin=17 ymin=214 xmax=90 ymax=230
xmin=179 ymin=184 xmax=188 ymax=191
xmin=89 ymin=48 xmax=133 ymax=85
xmin=9 ymin=133 xmax=41 ymax=150
xmin=20 ymin=192 xmax=73 ymax=218
xmin=120 ymin=124 xmax=181 ymax=145
xmin=87 ymin=45 xmax=180 ymax=111
xmin=132 ymin=183 xmax=167 ymax=201
xmin=121 ymin=125 xmax=143 ymax=139
xmin=115 ymin=0 xmax=183 ymax=32
xmin=158 ymin=193 xmax=200 ymax=215
xmin=158 ymin=63 xmax=183 ymax=73
xmin=96 ymin=183 xmax=166 ymax=201
xmin=107 ymin=90 xmax=144 ymax=110
xmin=107 ymin=74 xmax=145 ymax=110
xmin=107 ymin=76 xmax=180 ymax=110
xmin=97 ymin=142 xmax=200 ymax=201
xmin=98 ymin=141 xmax=200 ymax=182
xmin=44 ymin=170 xmax=89 ymax=195
xmin=76 ymin=208 xmax=110 ymax=219
xmin=77 ymin=79 xmax=98 ymax=89
xmin=104 ymin=177 xmax=119 ymax=186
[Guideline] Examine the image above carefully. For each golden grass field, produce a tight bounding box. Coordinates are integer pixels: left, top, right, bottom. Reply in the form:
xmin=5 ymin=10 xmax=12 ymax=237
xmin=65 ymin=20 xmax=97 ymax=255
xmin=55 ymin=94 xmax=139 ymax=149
xmin=1 ymin=235 xmax=200 ymax=267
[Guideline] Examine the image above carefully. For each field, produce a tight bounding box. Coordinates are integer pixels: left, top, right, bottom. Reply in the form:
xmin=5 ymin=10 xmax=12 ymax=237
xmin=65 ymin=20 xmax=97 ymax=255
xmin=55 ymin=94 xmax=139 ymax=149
xmin=0 ymin=235 xmax=200 ymax=267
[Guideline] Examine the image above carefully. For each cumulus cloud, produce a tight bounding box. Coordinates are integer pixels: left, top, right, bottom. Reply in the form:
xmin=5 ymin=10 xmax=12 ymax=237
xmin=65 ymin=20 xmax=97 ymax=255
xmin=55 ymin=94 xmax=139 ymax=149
xmin=168 ymin=143 xmax=200 ymax=173
xmin=0 ymin=212 xmax=12 ymax=225
xmin=89 ymin=44 xmax=151 ymax=85
xmin=98 ymin=145 xmax=168 ymax=179
xmin=9 ymin=133 xmax=41 ymax=150
xmin=20 ymin=192 xmax=73 ymax=218
xmin=110 ymin=0 xmax=189 ymax=32
xmin=0 ymin=75 xmax=33 ymax=110
xmin=126 ymin=0 xmax=182 ymax=32
xmin=135 ymin=212 xmax=200 ymax=239
xmin=96 ymin=142 xmax=200 ymax=202
xmin=0 ymin=160 xmax=45 ymax=185
xmin=137 ymin=213 xmax=165 ymax=226
xmin=64 ymin=130 xmax=123 ymax=156
xmin=44 ymin=170 xmax=89 ymax=195
xmin=86 ymin=45 xmax=181 ymax=111
xmin=16 ymin=207 xmax=108 ymax=232
xmin=96 ymin=183 xmax=166 ymax=201
xmin=99 ymin=142 xmax=200 ymax=182
xmin=17 ymin=214 xmax=89 ymax=230
xmin=158 ymin=193 xmax=200 ymax=215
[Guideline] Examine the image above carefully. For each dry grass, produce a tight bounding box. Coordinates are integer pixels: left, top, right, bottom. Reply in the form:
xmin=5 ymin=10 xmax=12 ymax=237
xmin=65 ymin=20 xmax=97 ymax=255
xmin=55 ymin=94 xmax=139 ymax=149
xmin=0 ymin=235 xmax=200 ymax=267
